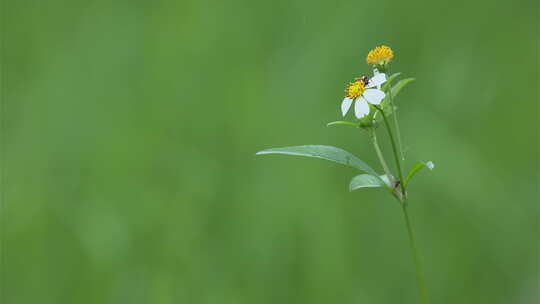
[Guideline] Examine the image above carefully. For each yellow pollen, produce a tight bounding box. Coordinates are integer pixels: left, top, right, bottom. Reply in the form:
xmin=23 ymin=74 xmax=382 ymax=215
xmin=366 ymin=45 xmax=394 ymax=65
xmin=345 ymin=79 xmax=366 ymax=99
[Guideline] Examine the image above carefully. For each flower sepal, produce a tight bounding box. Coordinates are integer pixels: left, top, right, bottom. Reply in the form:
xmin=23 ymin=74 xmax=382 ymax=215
xmin=373 ymin=64 xmax=389 ymax=74
xmin=359 ymin=120 xmax=378 ymax=130
xmin=357 ymin=107 xmax=380 ymax=130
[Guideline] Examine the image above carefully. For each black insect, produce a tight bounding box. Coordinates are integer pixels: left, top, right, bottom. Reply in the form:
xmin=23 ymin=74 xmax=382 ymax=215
xmin=360 ymin=76 xmax=370 ymax=86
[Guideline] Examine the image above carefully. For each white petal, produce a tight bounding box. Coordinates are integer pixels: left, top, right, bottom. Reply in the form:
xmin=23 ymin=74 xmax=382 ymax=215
xmin=367 ymin=73 xmax=387 ymax=88
xmin=354 ymin=97 xmax=370 ymax=118
xmin=363 ymin=89 xmax=386 ymax=105
xmin=341 ymin=97 xmax=353 ymax=116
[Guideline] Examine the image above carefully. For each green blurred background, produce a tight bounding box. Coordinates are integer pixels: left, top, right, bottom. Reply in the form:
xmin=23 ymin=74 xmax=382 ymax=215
xmin=2 ymin=0 xmax=538 ymax=303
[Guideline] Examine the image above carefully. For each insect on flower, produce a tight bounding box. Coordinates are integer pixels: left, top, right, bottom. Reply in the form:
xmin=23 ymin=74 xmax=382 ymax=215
xmin=360 ymin=76 xmax=370 ymax=86
xmin=341 ymin=73 xmax=387 ymax=119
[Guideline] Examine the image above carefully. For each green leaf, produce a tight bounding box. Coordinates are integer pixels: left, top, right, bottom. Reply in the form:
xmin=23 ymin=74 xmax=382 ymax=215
xmin=404 ymin=161 xmax=434 ymax=185
xmin=327 ymin=120 xmax=377 ymax=130
xmin=375 ymin=77 xmax=415 ymax=119
xmin=256 ymin=145 xmax=380 ymax=177
xmin=349 ymin=174 xmax=392 ymax=191
xmin=326 ymin=121 xmax=360 ymax=127
xmin=382 ymin=72 xmax=402 ymax=91
xmin=389 ymin=78 xmax=415 ymax=99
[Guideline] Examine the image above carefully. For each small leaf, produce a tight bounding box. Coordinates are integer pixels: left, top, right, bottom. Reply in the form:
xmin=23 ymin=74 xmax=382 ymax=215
xmin=382 ymin=72 xmax=402 ymax=91
xmin=404 ymin=161 xmax=435 ymax=185
xmin=256 ymin=145 xmax=381 ymax=178
xmin=349 ymin=174 xmax=392 ymax=191
xmin=375 ymin=77 xmax=415 ymax=120
xmin=349 ymin=174 xmax=384 ymax=191
xmin=328 ymin=119 xmax=377 ymax=130
xmin=327 ymin=121 xmax=360 ymax=127
xmin=389 ymin=78 xmax=415 ymax=99
xmin=379 ymin=174 xmax=392 ymax=187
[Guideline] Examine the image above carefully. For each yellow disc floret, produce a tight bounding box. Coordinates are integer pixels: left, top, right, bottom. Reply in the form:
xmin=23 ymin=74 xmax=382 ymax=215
xmin=345 ymin=78 xmax=366 ymax=99
xmin=366 ymin=45 xmax=394 ymax=65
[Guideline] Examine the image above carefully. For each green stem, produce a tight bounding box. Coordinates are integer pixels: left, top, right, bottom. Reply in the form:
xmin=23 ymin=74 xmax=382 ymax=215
xmin=388 ymin=85 xmax=405 ymax=161
xmin=375 ymin=104 xmax=428 ymax=303
xmin=369 ymin=130 xmax=393 ymax=182
xmin=402 ymin=203 xmax=429 ymax=304
xmin=374 ymin=105 xmax=406 ymax=195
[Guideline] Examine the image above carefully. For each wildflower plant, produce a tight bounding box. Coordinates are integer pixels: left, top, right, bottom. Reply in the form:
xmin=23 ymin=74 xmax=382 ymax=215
xmin=256 ymin=46 xmax=434 ymax=304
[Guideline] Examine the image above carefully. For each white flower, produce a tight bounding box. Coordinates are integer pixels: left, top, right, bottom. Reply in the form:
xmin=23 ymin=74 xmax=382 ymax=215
xmin=341 ymin=73 xmax=387 ymax=119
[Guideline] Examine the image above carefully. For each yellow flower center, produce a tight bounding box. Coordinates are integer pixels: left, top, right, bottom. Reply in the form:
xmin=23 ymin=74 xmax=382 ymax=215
xmin=366 ymin=45 xmax=394 ymax=65
xmin=345 ymin=79 xmax=366 ymax=99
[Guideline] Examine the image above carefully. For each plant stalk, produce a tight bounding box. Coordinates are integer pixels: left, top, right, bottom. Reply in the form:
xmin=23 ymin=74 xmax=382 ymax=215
xmin=373 ymin=104 xmax=428 ymax=304
xmin=388 ymin=85 xmax=405 ymax=161
xmin=402 ymin=203 xmax=429 ymax=304
xmin=369 ymin=130 xmax=393 ymax=182
xmin=374 ymin=105 xmax=406 ymax=196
